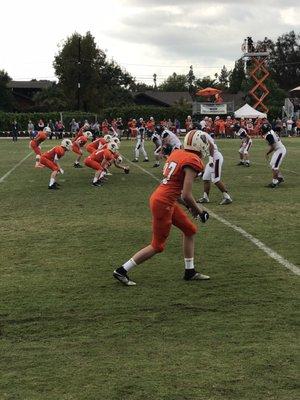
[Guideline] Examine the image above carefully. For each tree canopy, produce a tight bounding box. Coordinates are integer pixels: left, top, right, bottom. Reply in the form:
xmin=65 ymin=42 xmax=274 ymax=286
xmin=0 ymin=70 xmax=14 ymax=111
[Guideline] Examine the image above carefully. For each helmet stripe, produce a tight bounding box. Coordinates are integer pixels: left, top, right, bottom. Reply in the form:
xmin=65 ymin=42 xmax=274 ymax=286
xmin=187 ymin=130 xmax=196 ymax=146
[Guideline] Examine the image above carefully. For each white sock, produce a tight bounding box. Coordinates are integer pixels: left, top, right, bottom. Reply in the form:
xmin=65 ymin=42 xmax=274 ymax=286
xmin=93 ymin=177 xmax=98 ymax=183
xmin=223 ymin=192 xmax=231 ymax=199
xmin=123 ymin=258 xmax=137 ymax=272
xmin=203 ymin=192 xmax=209 ymax=200
xmin=272 ymin=178 xmax=279 ymax=184
xmin=49 ymin=178 xmax=55 ymax=186
xmin=184 ymin=258 xmax=194 ymax=270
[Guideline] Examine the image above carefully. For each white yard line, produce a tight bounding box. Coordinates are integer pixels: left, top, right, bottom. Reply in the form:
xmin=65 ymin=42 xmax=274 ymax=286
xmin=0 ymin=151 xmax=32 ymax=183
xmin=123 ymin=156 xmax=300 ymax=276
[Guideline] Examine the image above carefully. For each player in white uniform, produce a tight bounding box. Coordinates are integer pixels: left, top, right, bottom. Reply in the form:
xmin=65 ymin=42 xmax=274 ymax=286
xmin=196 ymin=130 xmax=233 ymax=205
xmin=161 ymin=128 xmax=182 ymax=155
xmin=151 ymin=128 xmax=163 ymax=168
xmin=234 ymin=123 xmax=252 ymax=167
xmin=262 ymin=123 xmax=287 ymax=188
xmin=132 ymin=126 xmax=149 ymax=162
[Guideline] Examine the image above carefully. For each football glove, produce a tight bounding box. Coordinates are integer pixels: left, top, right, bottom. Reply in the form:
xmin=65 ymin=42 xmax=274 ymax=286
xmin=124 ymin=167 xmax=130 ymax=174
xmin=197 ymin=211 xmax=209 ymax=223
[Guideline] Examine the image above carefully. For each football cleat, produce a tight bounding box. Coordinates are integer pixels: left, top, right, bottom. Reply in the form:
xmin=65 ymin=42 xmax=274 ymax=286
xmin=277 ymin=177 xmax=284 ymax=184
xmin=113 ymin=269 xmax=136 ymax=286
xmin=48 ymin=183 xmax=59 ymax=190
xmin=74 ymin=163 xmax=83 ymax=168
xmin=237 ymin=161 xmax=244 ymax=166
xmin=245 ymin=163 xmax=250 ymax=167
xmin=184 ymin=271 xmax=210 ymax=281
xmin=152 ymin=163 xmax=160 ymax=168
xmin=132 ymin=159 xmax=138 ymax=162
xmin=92 ymin=181 xmax=102 ymax=187
xmin=143 ymin=159 xmax=149 ymax=162
xmin=266 ymin=182 xmax=279 ymax=188
xmin=197 ymin=197 xmax=209 ymax=204
xmin=219 ymin=198 xmax=233 ymax=205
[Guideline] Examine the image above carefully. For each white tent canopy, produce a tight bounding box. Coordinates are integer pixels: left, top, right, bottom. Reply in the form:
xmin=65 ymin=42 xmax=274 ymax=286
xmin=290 ymin=86 xmax=300 ymax=92
xmin=234 ymin=103 xmax=267 ymax=119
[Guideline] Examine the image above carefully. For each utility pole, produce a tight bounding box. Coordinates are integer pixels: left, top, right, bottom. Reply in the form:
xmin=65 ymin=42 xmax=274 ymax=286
xmin=77 ymin=36 xmax=81 ymax=111
xmin=153 ymin=73 xmax=157 ymax=90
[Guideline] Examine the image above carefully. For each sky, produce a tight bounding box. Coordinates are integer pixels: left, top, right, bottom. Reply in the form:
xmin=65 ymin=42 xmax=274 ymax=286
xmin=1 ymin=0 xmax=299 ymax=85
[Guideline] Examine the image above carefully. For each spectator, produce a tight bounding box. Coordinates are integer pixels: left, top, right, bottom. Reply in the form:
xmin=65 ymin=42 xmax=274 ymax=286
xmin=12 ymin=120 xmax=19 ymax=142
xmin=286 ymin=117 xmax=293 ymax=137
xmin=70 ymin=119 xmax=79 ymax=137
xmin=174 ymin=118 xmax=181 ymax=136
xmin=116 ymin=117 xmax=124 ymax=140
xmin=185 ymin=115 xmax=193 ymax=132
xmin=27 ymin=120 xmax=35 ymax=139
xmin=274 ymin=117 xmax=283 ymax=136
xmin=48 ymin=119 xmax=55 ymax=140
xmin=37 ymin=119 xmax=45 ymax=132
xmin=55 ymin=120 xmax=64 ymax=139
xmin=91 ymin=121 xmax=100 ymax=141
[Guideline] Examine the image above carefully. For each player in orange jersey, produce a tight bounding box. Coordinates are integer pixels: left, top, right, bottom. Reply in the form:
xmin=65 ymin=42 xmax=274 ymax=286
xmin=84 ymin=142 xmax=119 ymax=186
xmin=72 ymin=131 xmax=92 ymax=168
xmin=72 ymin=123 xmax=89 ymax=141
xmin=39 ymin=139 xmax=72 ymax=189
xmin=113 ymin=130 xmax=210 ymax=286
xmin=86 ymin=134 xmax=112 ymax=154
xmin=30 ymin=126 xmax=51 ymax=167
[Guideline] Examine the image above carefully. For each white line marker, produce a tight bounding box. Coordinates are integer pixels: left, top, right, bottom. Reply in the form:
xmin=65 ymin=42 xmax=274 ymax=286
xmin=123 ymin=156 xmax=300 ymax=276
xmin=0 ymin=152 xmax=32 ymax=183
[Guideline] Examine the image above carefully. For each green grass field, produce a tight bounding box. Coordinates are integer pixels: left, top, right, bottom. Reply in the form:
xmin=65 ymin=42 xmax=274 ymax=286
xmin=0 ymin=137 xmax=299 ymax=400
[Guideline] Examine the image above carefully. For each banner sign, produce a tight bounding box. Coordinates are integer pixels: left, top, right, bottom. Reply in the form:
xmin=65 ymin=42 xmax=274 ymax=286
xmin=200 ymin=104 xmax=227 ymax=114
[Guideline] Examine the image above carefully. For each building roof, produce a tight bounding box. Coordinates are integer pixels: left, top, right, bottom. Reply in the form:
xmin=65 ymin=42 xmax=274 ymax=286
xmin=134 ymin=91 xmax=193 ymax=106
xmin=7 ymin=80 xmax=54 ymax=89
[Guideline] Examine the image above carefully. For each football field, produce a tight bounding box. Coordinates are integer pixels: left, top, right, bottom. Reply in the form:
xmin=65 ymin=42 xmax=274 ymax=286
xmin=0 ymin=138 xmax=299 ymax=400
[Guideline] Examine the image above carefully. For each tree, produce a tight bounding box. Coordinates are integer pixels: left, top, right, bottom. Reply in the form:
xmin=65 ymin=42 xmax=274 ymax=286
xmin=257 ymin=31 xmax=300 ymax=91
xmin=195 ymin=76 xmax=217 ymax=89
xmin=0 ymin=70 xmax=14 ymax=111
xmin=216 ymin=65 xmax=230 ymax=88
xmin=228 ymin=59 xmax=246 ymax=93
xmin=32 ymin=84 xmax=68 ymax=111
xmin=54 ymin=32 xmax=134 ymax=111
xmin=159 ymin=73 xmax=189 ymax=91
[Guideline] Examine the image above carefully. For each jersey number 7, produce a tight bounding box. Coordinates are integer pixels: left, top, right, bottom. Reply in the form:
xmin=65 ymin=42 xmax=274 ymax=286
xmin=162 ymin=161 xmax=178 ymax=184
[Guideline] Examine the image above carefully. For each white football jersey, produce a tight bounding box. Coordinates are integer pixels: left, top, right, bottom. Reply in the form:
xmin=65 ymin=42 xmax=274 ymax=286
xmin=162 ymin=129 xmax=181 ymax=149
xmin=200 ymin=131 xmax=219 ymax=155
xmin=151 ymin=132 xmax=162 ymax=147
xmin=265 ymin=130 xmax=285 ymax=151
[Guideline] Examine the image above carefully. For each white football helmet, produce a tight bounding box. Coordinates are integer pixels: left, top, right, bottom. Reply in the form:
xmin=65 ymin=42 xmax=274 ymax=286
xmin=116 ymin=155 xmax=123 ymax=164
xmin=61 ymin=138 xmax=72 ymax=151
xmin=107 ymin=142 xmax=119 ymax=153
xmin=83 ymin=130 xmax=93 ymax=139
xmin=104 ymin=134 xmax=112 ymax=143
xmin=112 ymin=137 xmax=120 ymax=146
xmin=44 ymin=126 xmax=51 ymax=134
xmin=183 ymin=130 xmax=209 ymax=156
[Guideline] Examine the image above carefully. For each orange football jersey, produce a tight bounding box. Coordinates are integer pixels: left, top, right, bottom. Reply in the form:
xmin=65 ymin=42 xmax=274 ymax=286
xmin=42 ymin=146 xmax=65 ymax=161
xmin=90 ymin=148 xmax=114 ymax=163
xmin=34 ymin=131 xmax=47 ymax=145
xmin=152 ymin=149 xmax=204 ymax=206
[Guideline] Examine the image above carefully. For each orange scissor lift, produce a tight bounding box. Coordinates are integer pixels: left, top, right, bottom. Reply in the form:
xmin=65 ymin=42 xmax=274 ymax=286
xmin=242 ymin=39 xmax=270 ymax=113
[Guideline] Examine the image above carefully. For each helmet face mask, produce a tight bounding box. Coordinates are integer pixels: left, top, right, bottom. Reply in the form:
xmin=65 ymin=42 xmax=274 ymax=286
xmin=107 ymin=142 xmax=118 ymax=153
xmin=104 ymin=134 xmax=112 ymax=143
xmin=61 ymin=139 xmax=72 ymax=151
xmin=112 ymin=137 xmax=120 ymax=145
xmin=261 ymin=123 xmax=271 ymax=134
xmin=83 ymin=131 xmax=93 ymax=139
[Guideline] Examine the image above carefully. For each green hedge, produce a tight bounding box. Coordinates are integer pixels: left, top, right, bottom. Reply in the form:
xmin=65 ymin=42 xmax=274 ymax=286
xmin=0 ymin=106 xmax=192 ymax=133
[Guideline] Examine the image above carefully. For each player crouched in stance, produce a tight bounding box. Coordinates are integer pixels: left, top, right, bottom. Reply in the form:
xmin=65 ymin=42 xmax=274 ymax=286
xmin=113 ymin=130 xmax=210 ymax=286
xmin=197 ymin=130 xmax=233 ymax=205
xmin=151 ymin=125 xmax=163 ymax=168
xmin=39 ymin=139 xmax=72 ymax=190
xmin=72 ymin=131 xmax=92 ymax=168
xmin=86 ymin=134 xmax=112 ymax=154
xmin=30 ymin=126 xmax=51 ymax=167
xmin=234 ymin=123 xmax=252 ymax=167
xmin=84 ymin=142 xmax=119 ymax=186
xmin=262 ymin=123 xmax=287 ymax=188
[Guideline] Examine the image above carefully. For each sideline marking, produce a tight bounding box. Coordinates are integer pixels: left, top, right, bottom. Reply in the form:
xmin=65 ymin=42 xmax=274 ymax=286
xmin=123 ymin=156 xmax=300 ymax=276
xmin=0 ymin=152 xmax=32 ymax=183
